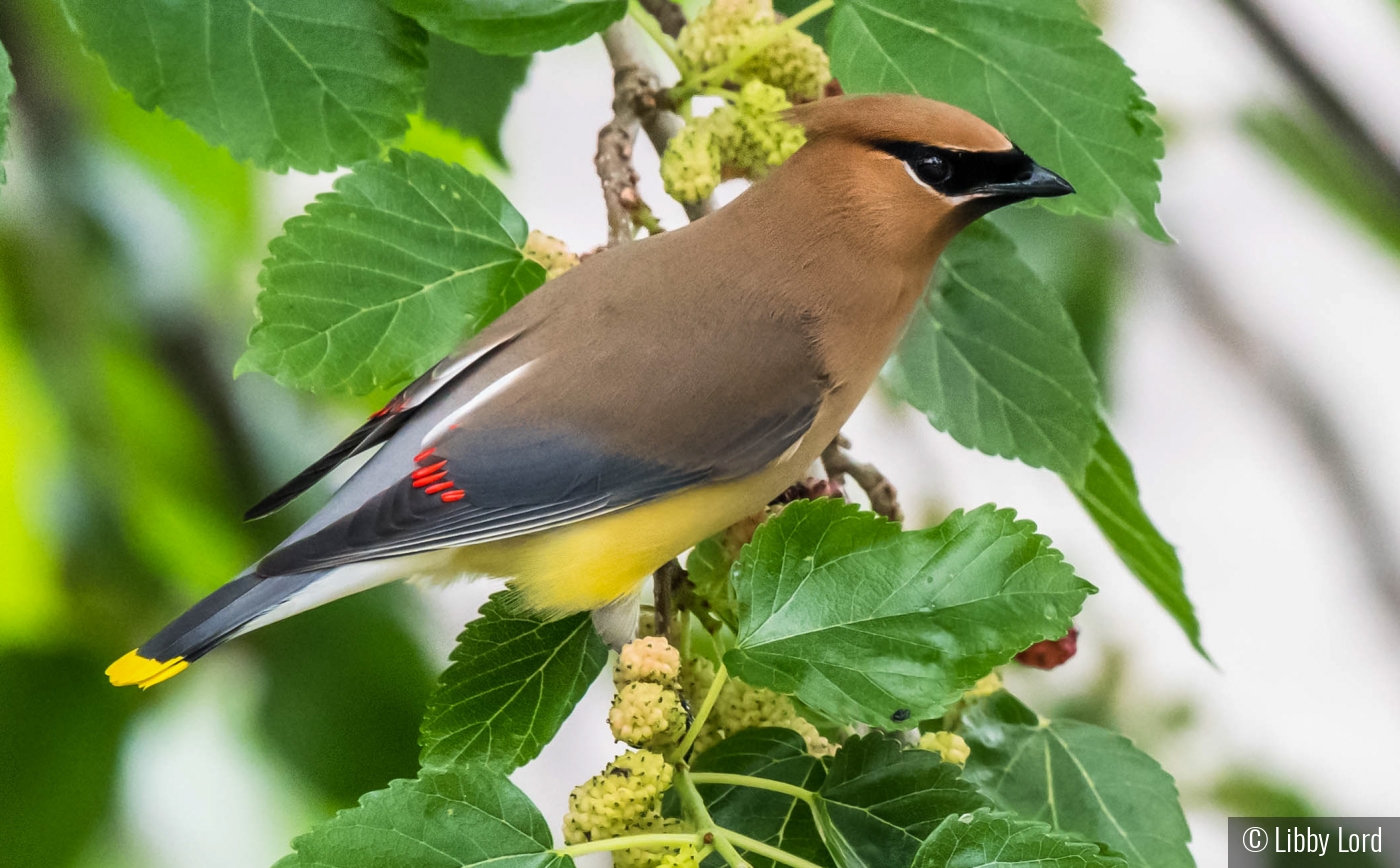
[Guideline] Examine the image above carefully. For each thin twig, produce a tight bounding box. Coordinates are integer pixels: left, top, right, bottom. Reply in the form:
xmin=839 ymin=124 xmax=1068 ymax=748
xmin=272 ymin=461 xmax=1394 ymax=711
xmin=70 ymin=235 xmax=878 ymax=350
xmin=821 ymin=435 xmax=904 ymax=522
xmin=1218 ymin=0 xmax=1400 ymax=206
xmin=598 ymin=24 xmax=664 ymax=246
xmin=602 ymin=22 xmax=715 ymax=226
xmin=671 ymin=664 xmax=729 ymax=761
xmin=675 ymin=769 xmax=750 ymax=868
xmin=637 ymin=0 xmax=687 ymax=38
xmin=652 ymin=558 xmax=686 ymax=640
xmin=1164 ymin=250 xmax=1400 ymax=625
xmin=556 ymin=833 xmax=700 ymax=857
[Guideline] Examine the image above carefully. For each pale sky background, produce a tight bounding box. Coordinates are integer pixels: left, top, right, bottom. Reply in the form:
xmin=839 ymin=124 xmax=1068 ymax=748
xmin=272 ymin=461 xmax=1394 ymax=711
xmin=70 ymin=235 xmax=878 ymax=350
xmin=111 ymin=0 xmax=1400 ymax=866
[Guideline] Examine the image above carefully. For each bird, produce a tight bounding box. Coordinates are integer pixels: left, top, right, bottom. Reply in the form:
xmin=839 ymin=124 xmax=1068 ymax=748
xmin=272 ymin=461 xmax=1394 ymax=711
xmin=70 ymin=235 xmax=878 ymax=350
xmin=107 ymin=94 xmax=1073 ymax=688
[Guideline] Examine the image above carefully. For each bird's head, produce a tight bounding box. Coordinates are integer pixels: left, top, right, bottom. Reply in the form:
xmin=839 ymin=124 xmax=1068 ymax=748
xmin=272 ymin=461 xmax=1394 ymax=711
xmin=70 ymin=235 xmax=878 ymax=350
xmin=783 ymin=94 xmax=1074 ymax=256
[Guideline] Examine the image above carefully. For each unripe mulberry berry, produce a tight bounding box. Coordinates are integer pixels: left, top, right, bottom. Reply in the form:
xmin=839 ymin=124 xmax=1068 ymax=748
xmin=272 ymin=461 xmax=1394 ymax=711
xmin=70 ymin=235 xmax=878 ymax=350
xmin=613 ymin=814 xmax=693 ymax=868
xmin=963 ymin=671 xmax=1003 ymax=701
xmin=562 ymin=750 xmax=674 ymax=844
xmin=719 ymin=81 xmax=806 ymax=176
xmin=681 ymin=659 xmax=833 ymax=757
xmin=658 ymin=842 xmax=703 ymax=868
xmin=760 ymin=28 xmax=829 ymax=102
xmin=661 ymin=121 xmax=723 ymax=202
xmin=677 ymin=0 xmax=830 ymax=101
xmin=522 ymin=229 xmax=579 ymax=279
xmin=616 ymin=636 xmax=683 ymax=688
xmin=662 ymin=81 xmax=807 ymax=203
xmin=918 ymin=730 xmax=971 ymax=766
xmin=610 ymin=681 xmax=689 ymax=749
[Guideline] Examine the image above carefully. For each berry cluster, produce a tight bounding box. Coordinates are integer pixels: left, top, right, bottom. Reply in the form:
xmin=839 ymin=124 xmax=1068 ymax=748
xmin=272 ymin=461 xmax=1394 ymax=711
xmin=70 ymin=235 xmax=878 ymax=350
xmin=565 ymin=638 xmax=707 ymax=868
xmin=677 ymin=0 xmax=830 ymax=101
xmin=522 ymin=229 xmax=580 ymax=279
xmin=662 ymin=0 xmax=831 ymax=204
xmin=662 ymin=81 xmax=807 ymax=203
xmin=682 ymin=657 xmax=834 ymax=757
xmin=610 ymin=637 xmax=691 ymax=751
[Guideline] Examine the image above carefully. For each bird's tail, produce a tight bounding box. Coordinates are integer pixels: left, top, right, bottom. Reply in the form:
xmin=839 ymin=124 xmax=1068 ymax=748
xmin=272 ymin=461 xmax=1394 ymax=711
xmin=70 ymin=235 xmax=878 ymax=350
xmin=106 ymin=568 xmax=329 ymax=689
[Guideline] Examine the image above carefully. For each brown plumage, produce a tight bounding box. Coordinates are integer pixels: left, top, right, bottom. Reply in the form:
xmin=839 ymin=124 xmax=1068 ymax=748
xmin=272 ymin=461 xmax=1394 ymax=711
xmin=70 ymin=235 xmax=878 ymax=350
xmin=109 ymin=94 xmax=1073 ymax=687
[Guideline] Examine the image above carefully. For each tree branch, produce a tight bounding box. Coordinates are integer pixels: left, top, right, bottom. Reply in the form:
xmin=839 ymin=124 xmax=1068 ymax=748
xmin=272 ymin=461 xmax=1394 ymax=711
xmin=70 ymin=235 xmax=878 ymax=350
xmin=1164 ymin=249 xmax=1400 ymax=625
xmin=1219 ymin=0 xmax=1400 ymax=206
xmin=597 ymin=25 xmax=663 ymax=247
xmin=821 ymin=435 xmax=904 ymax=522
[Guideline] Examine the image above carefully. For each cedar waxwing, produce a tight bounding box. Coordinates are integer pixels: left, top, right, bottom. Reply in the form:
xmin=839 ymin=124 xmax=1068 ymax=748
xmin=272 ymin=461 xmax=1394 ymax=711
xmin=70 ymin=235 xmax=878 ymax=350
xmin=107 ymin=94 xmax=1073 ymax=688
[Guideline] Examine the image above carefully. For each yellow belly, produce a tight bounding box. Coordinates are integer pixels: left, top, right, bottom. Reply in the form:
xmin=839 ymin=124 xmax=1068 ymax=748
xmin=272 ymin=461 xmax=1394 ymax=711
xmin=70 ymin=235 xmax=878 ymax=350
xmin=451 ymin=468 xmax=792 ymax=613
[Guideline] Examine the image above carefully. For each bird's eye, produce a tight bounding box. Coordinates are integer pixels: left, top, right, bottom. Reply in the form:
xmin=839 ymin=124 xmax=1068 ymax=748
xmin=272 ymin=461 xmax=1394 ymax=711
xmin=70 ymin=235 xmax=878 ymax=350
xmin=912 ymin=153 xmax=950 ymax=187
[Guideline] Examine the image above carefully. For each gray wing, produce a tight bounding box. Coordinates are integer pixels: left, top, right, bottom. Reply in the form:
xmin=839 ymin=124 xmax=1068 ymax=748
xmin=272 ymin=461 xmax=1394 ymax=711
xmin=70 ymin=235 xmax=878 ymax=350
xmin=254 ymin=312 xmax=825 ymax=578
xmin=243 ymin=330 xmax=523 ymax=520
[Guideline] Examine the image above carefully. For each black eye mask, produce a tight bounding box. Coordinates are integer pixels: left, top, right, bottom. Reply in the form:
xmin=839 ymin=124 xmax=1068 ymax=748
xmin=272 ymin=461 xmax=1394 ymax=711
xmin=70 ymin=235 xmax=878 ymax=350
xmin=872 ymin=140 xmax=1043 ymax=199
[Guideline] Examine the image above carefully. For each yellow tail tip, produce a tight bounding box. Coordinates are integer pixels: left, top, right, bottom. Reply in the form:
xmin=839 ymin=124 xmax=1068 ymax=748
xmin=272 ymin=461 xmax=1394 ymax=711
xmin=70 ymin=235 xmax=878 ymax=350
xmin=106 ymin=649 xmax=188 ymax=689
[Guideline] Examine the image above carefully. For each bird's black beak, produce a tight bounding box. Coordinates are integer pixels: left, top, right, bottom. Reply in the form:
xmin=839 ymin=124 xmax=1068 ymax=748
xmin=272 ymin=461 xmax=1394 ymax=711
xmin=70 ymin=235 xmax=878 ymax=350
xmin=972 ymin=159 xmax=1075 ymax=202
xmin=1016 ymin=162 xmax=1075 ymax=198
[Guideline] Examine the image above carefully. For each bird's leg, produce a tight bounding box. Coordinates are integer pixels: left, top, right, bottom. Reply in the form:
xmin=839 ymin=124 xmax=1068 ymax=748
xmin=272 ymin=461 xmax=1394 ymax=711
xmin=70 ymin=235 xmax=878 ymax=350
xmin=821 ymin=434 xmax=904 ymax=522
xmin=651 ymin=558 xmax=687 ymax=641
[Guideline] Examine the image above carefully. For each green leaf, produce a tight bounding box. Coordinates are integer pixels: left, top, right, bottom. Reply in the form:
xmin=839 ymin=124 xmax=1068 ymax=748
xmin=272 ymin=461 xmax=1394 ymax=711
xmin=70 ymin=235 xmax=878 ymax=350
xmin=1067 ymin=422 xmax=1204 ymax=657
xmin=958 ymin=692 xmax=1192 ymax=868
xmin=887 ymin=222 xmax=1101 ymax=483
xmin=725 ymin=498 xmax=1093 ymax=727
xmin=685 ymin=532 xmax=742 ymax=630
xmin=0 ymin=40 xmax=13 ymax=183
xmin=424 ymin=36 xmax=532 ymax=165
xmin=915 ymin=809 xmax=1127 ymax=868
xmin=775 ymin=0 xmax=832 ymax=48
xmin=390 ymin=0 xmax=627 ymax=55
xmin=420 ymin=592 xmax=608 ymax=774
xmin=239 ymin=149 xmax=547 ymax=395
xmin=811 ymin=733 xmax=988 ymax=868
xmin=986 ymin=210 xmax=1123 ymax=385
xmin=60 ymin=0 xmax=426 ymax=173
xmin=686 ymin=728 xmax=832 ymax=868
xmin=829 ymin=0 xmax=1167 ymax=239
xmin=278 ymin=766 xmax=571 ymax=868
xmin=1242 ymin=106 xmax=1400 ymax=259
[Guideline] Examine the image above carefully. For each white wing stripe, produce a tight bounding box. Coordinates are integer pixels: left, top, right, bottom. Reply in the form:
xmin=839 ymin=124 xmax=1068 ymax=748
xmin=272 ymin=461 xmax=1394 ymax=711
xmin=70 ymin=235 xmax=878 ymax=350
xmin=422 ymin=360 xmax=537 ymax=446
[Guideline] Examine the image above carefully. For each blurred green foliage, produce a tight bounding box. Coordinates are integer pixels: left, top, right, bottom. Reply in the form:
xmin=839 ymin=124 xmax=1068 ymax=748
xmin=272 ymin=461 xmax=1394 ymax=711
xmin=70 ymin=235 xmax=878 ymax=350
xmin=0 ymin=2 xmax=439 ymax=861
xmin=1242 ymin=106 xmax=1400 ymax=260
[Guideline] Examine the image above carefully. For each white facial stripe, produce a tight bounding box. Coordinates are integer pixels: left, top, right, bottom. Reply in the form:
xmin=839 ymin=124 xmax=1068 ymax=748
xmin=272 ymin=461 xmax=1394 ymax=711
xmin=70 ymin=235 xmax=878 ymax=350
xmin=902 ymin=161 xmax=979 ymax=204
xmin=422 ymin=360 xmax=537 ymax=446
xmin=902 ymin=161 xmax=937 ymax=193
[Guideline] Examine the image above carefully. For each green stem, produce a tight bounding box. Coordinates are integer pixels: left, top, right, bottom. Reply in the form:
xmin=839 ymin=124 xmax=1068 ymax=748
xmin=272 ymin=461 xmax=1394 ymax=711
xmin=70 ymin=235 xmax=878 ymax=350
xmin=673 ymin=0 xmax=835 ymax=98
xmin=677 ymin=769 xmax=750 ymax=868
xmin=721 ymin=829 xmax=830 ymax=868
xmin=670 ymin=663 xmax=728 ymax=761
xmin=555 ymin=833 xmax=700 ymax=857
xmin=686 ymin=772 xmax=815 ymax=804
xmin=628 ymin=0 xmax=687 ymax=71
xmin=698 ymin=87 xmax=740 ymax=103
